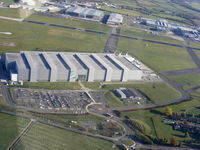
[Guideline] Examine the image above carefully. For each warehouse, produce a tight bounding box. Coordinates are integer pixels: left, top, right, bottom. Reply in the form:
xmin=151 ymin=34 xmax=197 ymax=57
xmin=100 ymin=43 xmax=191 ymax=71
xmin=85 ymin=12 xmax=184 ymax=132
xmin=66 ymin=7 xmax=104 ymax=20
xmin=5 ymin=51 xmax=143 ymax=82
xmin=107 ymin=13 xmax=123 ymax=25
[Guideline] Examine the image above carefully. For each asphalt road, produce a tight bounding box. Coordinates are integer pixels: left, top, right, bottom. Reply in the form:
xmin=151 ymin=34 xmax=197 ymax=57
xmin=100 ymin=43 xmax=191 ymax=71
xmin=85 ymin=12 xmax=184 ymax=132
xmin=186 ymin=48 xmax=200 ymax=68
xmin=186 ymin=84 xmax=200 ymax=93
xmin=162 ymin=68 xmax=200 ymax=76
xmin=104 ymin=27 xmax=121 ymax=53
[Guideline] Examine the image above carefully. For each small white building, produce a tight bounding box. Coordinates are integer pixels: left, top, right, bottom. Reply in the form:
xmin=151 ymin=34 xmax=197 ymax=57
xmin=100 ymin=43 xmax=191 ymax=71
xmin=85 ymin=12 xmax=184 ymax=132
xmin=107 ymin=13 xmax=123 ymax=25
xmin=10 ymin=70 xmax=18 ymax=81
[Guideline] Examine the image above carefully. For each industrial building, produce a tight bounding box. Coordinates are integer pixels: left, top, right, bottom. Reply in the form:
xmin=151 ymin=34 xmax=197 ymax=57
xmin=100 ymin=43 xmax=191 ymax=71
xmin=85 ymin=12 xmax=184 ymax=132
xmin=4 ymin=51 xmax=143 ymax=82
xmin=66 ymin=7 xmax=104 ymax=20
xmin=107 ymin=13 xmax=123 ymax=25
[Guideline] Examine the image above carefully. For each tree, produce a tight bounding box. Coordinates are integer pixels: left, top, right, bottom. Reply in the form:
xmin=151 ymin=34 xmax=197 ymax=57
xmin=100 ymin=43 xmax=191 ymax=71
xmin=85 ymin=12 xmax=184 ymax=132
xmin=165 ymin=107 xmax=173 ymax=116
xmin=185 ymin=132 xmax=190 ymax=138
xmin=181 ymin=112 xmax=186 ymax=117
xmin=171 ymin=136 xmax=177 ymax=146
xmin=113 ymin=110 xmax=121 ymax=118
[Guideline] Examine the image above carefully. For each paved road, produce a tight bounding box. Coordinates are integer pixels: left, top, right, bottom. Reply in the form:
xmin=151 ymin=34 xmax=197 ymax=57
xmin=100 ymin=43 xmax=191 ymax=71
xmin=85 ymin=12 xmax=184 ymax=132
xmin=136 ymin=143 xmax=195 ymax=150
xmin=1 ymin=15 xmax=200 ymax=51
xmin=162 ymin=68 xmax=200 ymax=76
xmin=104 ymin=27 xmax=121 ymax=53
xmin=186 ymin=84 xmax=200 ymax=93
xmin=186 ymin=48 xmax=200 ymax=68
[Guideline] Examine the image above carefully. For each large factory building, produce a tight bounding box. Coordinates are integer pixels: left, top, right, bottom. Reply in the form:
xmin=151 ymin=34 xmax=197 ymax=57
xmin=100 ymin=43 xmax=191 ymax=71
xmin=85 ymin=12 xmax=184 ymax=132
xmin=4 ymin=51 xmax=143 ymax=82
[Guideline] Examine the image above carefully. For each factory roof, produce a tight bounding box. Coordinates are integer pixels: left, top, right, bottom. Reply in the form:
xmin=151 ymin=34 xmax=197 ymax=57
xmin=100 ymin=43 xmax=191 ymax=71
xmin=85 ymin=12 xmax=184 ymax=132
xmin=6 ymin=53 xmax=29 ymax=70
xmin=81 ymin=8 xmax=103 ymax=17
xmin=48 ymin=53 xmax=70 ymax=71
xmin=6 ymin=52 xmax=142 ymax=74
xmin=97 ymin=54 xmax=122 ymax=70
xmin=67 ymin=6 xmax=103 ymax=17
xmin=114 ymin=56 xmax=138 ymax=70
xmin=63 ymin=53 xmax=87 ymax=71
xmin=82 ymin=54 xmax=105 ymax=70
xmin=107 ymin=13 xmax=123 ymax=23
xmin=28 ymin=52 xmax=49 ymax=70
xmin=67 ymin=6 xmax=85 ymax=14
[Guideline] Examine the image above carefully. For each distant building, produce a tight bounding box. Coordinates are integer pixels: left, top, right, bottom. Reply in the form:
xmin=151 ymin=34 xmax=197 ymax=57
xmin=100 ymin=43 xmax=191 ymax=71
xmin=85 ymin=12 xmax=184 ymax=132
xmin=21 ymin=0 xmax=36 ymax=6
xmin=5 ymin=51 xmax=143 ymax=82
xmin=66 ymin=7 xmax=104 ymax=21
xmin=107 ymin=13 xmax=123 ymax=25
xmin=113 ymin=88 xmax=145 ymax=100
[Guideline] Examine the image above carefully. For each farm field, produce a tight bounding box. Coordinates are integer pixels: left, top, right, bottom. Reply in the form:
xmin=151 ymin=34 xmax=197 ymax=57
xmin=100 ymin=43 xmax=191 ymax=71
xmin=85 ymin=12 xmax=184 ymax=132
xmin=14 ymin=122 xmax=119 ymax=150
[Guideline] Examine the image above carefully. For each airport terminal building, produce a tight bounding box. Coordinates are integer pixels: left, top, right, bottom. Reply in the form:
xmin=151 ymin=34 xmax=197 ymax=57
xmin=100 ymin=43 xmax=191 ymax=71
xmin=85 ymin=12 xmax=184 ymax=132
xmin=4 ymin=51 xmax=143 ymax=82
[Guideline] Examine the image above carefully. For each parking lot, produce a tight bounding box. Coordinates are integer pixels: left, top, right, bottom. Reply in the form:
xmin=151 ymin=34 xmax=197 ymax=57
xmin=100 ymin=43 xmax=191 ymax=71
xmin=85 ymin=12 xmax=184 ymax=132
xmin=11 ymin=88 xmax=92 ymax=114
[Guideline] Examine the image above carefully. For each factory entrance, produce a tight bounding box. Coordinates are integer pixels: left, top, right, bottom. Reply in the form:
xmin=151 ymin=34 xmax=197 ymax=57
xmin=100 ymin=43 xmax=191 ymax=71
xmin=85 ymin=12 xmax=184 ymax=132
xmin=78 ymin=75 xmax=87 ymax=81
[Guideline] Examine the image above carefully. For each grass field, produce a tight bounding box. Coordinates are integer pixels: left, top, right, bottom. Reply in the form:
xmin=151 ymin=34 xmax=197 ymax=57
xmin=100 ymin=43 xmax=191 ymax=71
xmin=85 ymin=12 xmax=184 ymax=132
xmin=0 ymin=96 xmax=8 ymax=106
xmin=27 ymin=14 xmax=112 ymax=33
xmin=11 ymin=82 xmax=81 ymax=90
xmin=0 ymin=0 xmax=14 ymax=6
xmin=117 ymin=38 xmax=196 ymax=72
xmin=101 ymin=6 xmax=141 ymax=17
xmin=189 ymin=42 xmax=200 ymax=49
xmin=104 ymin=91 xmax=124 ymax=108
xmin=82 ymin=82 xmax=101 ymax=90
xmin=120 ymin=26 xmax=182 ymax=45
xmin=102 ymin=82 xmax=181 ymax=103
xmin=0 ymin=19 xmax=107 ymax=54
xmin=121 ymin=99 xmax=200 ymax=140
xmin=0 ymin=8 xmax=112 ymax=33
xmin=30 ymin=113 xmax=104 ymax=126
xmin=14 ymin=122 xmax=119 ymax=150
xmin=0 ymin=113 xmax=29 ymax=150
xmin=168 ymin=74 xmax=200 ymax=86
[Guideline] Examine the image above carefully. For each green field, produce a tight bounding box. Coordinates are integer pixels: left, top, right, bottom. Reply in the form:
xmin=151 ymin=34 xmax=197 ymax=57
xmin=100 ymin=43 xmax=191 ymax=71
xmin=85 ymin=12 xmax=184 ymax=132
xmin=81 ymin=82 xmax=101 ymax=90
xmin=0 ymin=8 xmax=112 ymax=33
xmin=117 ymin=39 xmax=196 ymax=72
xmin=168 ymin=74 xmax=200 ymax=86
xmin=11 ymin=82 xmax=81 ymax=90
xmin=0 ymin=0 xmax=14 ymax=5
xmin=101 ymin=6 xmax=141 ymax=17
xmin=194 ymin=50 xmax=200 ymax=58
xmin=105 ymin=91 xmax=124 ymax=108
xmin=120 ymin=26 xmax=182 ymax=45
xmin=14 ymin=122 xmax=119 ymax=150
xmin=28 ymin=14 xmax=112 ymax=33
xmin=102 ymin=82 xmax=181 ymax=103
xmin=30 ymin=113 xmax=104 ymax=126
xmin=0 ymin=19 xmax=107 ymax=54
xmin=0 ymin=113 xmax=29 ymax=150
